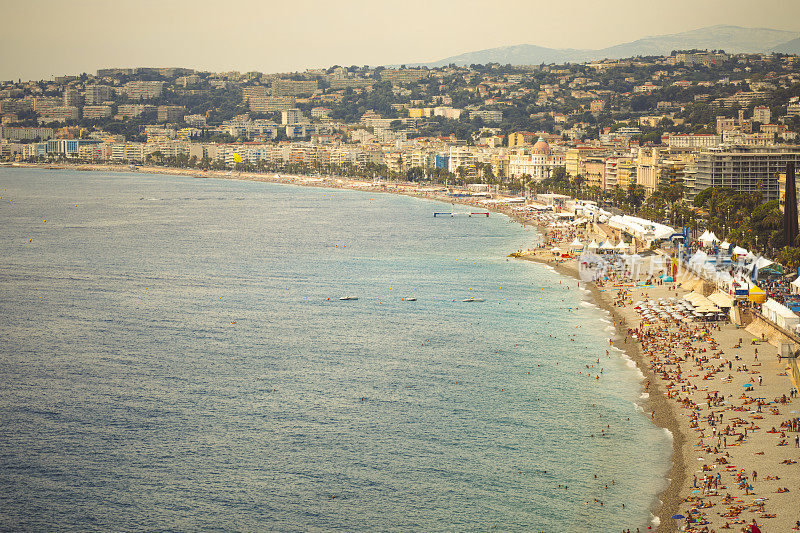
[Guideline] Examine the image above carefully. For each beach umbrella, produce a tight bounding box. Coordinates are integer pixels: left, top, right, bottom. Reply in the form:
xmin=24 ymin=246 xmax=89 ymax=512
xmin=672 ymin=514 xmax=686 ymax=519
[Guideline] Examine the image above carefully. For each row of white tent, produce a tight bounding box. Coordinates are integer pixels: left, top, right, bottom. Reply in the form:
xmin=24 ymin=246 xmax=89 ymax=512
xmin=698 ymin=230 xmax=720 ymax=246
xmin=762 ymin=298 xmax=800 ymax=331
xmin=567 ymin=238 xmax=633 ymax=253
xmin=608 ymin=215 xmax=676 ymax=243
xmin=686 ymin=249 xmax=779 ymax=292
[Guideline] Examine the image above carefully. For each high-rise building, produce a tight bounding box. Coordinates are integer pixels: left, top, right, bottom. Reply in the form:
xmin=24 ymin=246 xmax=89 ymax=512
xmin=0 ymin=126 xmax=54 ymax=141
xmin=83 ymin=105 xmax=113 ymax=119
xmin=508 ymin=131 xmax=537 ymax=147
xmin=249 ymin=96 xmax=296 ymax=113
xmin=752 ymin=105 xmax=771 ymax=124
xmin=117 ymin=104 xmax=157 ymax=118
xmin=272 ymin=79 xmax=318 ymax=97
xmin=38 ymin=106 xmax=79 ymax=123
xmin=84 ymin=85 xmax=114 ymax=105
xmin=242 ymin=85 xmax=269 ymax=102
xmin=63 ymin=87 xmax=83 ymax=107
xmin=157 ymin=105 xmax=185 ymax=123
xmin=121 ymin=81 xmax=164 ymax=100
xmin=281 ymin=108 xmax=303 ymax=125
xmin=469 ymin=110 xmax=503 ymax=125
xmin=380 ymin=69 xmax=428 ymax=84
xmin=32 ymin=97 xmax=62 ymax=113
xmin=693 ymin=147 xmax=800 ymax=201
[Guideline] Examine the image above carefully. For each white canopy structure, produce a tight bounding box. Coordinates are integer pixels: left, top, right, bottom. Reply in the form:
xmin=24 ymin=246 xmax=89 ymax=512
xmin=762 ymin=299 xmax=800 ymax=331
xmin=615 ymin=241 xmax=629 ymax=251
xmin=587 ymin=240 xmax=599 ymax=250
xmin=608 ymin=214 xmax=675 ymax=243
xmin=791 ymin=277 xmax=800 ymax=295
xmin=746 ymin=256 xmax=775 ymax=273
xmin=708 ymin=292 xmax=734 ymax=309
xmin=719 ymin=240 xmax=732 ymax=250
xmin=731 ymin=246 xmax=748 ymax=257
xmin=699 ymin=231 xmax=719 ymax=246
xmin=599 ymin=239 xmax=614 ymax=251
xmin=568 ymin=238 xmax=584 ymax=249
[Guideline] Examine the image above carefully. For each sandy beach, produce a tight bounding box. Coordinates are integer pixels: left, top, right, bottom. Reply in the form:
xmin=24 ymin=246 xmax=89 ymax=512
xmin=9 ymin=161 xmax=799 ymax=532
xmin=521 ymin=231 xmax=800 ymax=532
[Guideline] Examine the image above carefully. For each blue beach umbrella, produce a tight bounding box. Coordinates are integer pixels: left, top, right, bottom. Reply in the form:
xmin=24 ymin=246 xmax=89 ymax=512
xmin=672 ymin=514 xmax=685 ymax=519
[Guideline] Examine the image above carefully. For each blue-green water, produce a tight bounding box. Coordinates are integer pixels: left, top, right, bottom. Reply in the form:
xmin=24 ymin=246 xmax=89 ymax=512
xmin=0 ymin=169 xmax=670 ymax=531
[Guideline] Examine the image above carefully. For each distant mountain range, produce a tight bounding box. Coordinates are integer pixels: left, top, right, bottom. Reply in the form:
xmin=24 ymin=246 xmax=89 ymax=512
xmin=414 ymin=25 xmax=800 ymax=67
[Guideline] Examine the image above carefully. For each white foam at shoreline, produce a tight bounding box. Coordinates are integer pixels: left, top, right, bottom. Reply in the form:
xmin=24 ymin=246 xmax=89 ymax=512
xmin=619 ymin=352 xmax=645 ymax=379
xmin=640 ymin=392 xmax=650 ymax=400
xmin=651 ymin=514 xmax=660 ymax=527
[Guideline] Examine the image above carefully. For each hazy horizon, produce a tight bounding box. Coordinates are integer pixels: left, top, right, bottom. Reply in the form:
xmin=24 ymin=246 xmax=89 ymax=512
xmin=2 ymin=0 xmax=800 ymax=82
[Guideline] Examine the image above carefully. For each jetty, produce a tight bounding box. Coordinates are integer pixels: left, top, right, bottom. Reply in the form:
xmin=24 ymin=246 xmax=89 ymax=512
xmin=433 ymin=212 xmax=489 ymax=217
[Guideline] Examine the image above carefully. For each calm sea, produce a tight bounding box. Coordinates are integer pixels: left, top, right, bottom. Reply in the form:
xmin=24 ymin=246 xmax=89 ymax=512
xmin=0 ymin=168 xmax=670 ymax=532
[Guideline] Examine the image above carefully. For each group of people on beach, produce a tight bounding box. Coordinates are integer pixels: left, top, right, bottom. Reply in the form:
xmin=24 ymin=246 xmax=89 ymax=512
xmin=614 ymin=284 xmax=797 ymax=532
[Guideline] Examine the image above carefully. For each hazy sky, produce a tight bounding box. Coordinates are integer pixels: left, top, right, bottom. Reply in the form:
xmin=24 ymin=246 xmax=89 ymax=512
xmin=2 ymin=0 xmax=800 ymax=81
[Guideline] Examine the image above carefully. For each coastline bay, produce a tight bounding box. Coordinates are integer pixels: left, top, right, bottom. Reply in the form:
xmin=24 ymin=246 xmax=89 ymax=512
xmin=0 ymin=168 xmax=671 ymax=531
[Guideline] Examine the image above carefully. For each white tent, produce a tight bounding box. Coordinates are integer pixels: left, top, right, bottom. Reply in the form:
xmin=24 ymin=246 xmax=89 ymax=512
xmin=587 ymin=240 xmax=599 ymax=250
xmin=599 ymin=239 xmax=614 ymax=250
xmin=689 ymin=250 xmax=708 ymax=265
xmin=699 ymin=231 xmax=719 ymax=245
xmin=568 ymin=238 xmax=584 ymax=249
xmin=719 ymin=240 xmax=732 ymax=250
xmin=791 ymin=277 xmax=800 ymax=296
xmin=762 ymin=298 xmax=800 ymax=331
xmin=615 ymin=241 xmax=629 ymax=251
xmin=731 ymin=246 xmax=748 ymax=257
xmin=746 ymin=256 xmax=775 ymax=273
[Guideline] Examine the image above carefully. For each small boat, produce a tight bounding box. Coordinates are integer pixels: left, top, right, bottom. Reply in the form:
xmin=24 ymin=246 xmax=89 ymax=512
xmin=462 ymin=297 xmax=485 ymax=302
xmin=339 ymin=296 xmax=358 ymax=301
xmin=402 ymin=297 xmax=417 ymax=301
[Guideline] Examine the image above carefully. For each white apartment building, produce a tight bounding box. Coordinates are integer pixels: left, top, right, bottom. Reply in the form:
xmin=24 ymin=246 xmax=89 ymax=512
xmin=83 ymin=105 xmax=113 ymax=119
xmin=433 ymin=107 xmax=463 ymax=120
xmin=110 ymin=142 xmax=146 ymax=162
xmin=281 ymin=108 xmax=304 ymax=125
xmin=469 ymin=109 xmax=503 ymax=124
xmin=448 ymin=146 xmax=489 ymax=176
xmin=121 ymin=81 xmax=164 ymax=100
xmin=665 ymin=133 xmax=722 ymax=149
xmin=38 ymin=106 xmax=79 ymax=123
xmin=753 ymin=105 xmax=771 ymax=124
xmin=507 ymin=149 xmax=563 ymax=181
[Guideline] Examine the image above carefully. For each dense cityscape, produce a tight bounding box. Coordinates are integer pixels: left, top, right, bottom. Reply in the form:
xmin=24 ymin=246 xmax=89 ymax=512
xmin=4 ymin=52 xmax=800 ymax=259
xmin=6 ymin=3 xmax=800 ymax=529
